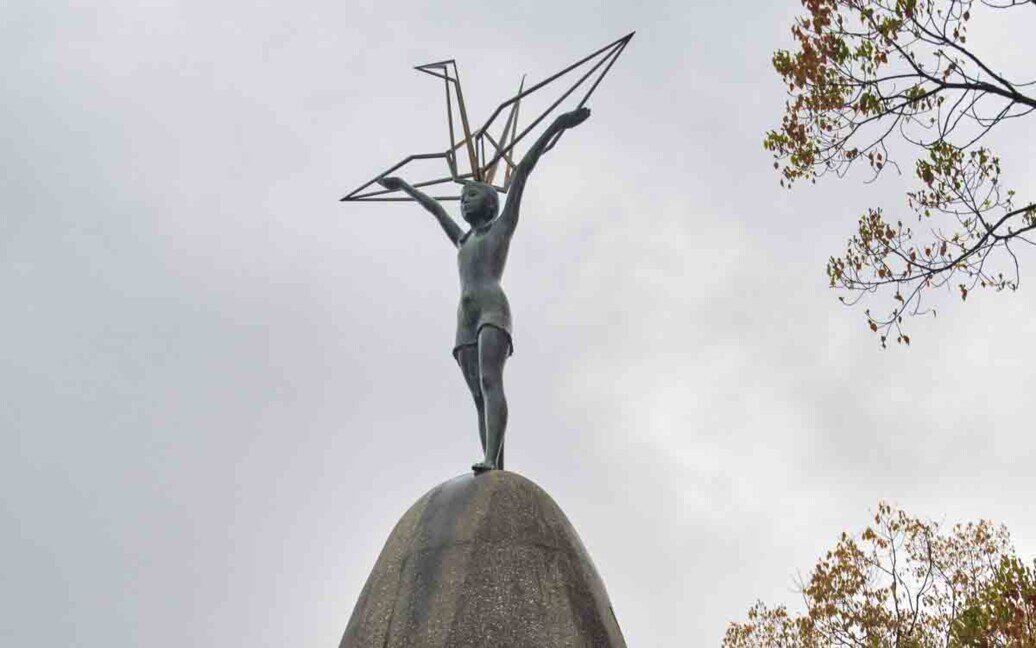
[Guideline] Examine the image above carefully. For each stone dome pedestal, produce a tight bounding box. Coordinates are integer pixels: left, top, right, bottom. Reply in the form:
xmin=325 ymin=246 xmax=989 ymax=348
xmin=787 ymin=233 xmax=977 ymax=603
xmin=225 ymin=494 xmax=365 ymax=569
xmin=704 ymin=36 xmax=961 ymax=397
xmin=341 ymin=470 xmax=626 ymax=647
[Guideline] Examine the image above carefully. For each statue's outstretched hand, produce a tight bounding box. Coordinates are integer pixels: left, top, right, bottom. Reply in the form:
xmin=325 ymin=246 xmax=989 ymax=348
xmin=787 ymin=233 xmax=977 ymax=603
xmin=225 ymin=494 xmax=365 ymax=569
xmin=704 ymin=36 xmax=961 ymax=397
xmin=377 ymin=176 xmax=405 ymax=191
xmin=556 ymin=107 xmax=591 ymax=129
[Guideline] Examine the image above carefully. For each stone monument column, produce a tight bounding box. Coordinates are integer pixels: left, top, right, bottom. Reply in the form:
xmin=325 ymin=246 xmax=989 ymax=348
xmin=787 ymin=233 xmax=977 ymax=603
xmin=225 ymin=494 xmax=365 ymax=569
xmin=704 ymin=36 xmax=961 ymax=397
xmin=341 ymin=471 xmax=626 ymax=647
xmin=339 ymin=32 xmax=633 ymax=648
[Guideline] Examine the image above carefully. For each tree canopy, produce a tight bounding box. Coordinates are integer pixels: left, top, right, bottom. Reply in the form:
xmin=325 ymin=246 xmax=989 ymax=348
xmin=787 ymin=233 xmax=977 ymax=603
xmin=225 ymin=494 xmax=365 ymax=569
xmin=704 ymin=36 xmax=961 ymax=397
xmin=723 ymin=502 xmax=1036 ymax=647
xmin=766 ymin=0 xmax=1036 ymax=345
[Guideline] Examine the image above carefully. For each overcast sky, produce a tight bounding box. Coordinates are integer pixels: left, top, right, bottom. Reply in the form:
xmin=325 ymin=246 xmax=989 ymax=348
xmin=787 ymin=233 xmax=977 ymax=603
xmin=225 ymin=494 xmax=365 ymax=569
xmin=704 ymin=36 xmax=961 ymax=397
xmin=3 ymin=1 xmax=1035 ymax=646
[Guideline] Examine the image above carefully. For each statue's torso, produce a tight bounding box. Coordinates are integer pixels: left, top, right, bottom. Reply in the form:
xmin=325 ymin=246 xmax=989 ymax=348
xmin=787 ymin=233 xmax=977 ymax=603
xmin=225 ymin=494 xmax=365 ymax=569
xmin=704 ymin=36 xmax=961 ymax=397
xmin=454 ymin=222 xmax=513 ymax=343
xmin=457 ymin=222 xmax=510 ymax=297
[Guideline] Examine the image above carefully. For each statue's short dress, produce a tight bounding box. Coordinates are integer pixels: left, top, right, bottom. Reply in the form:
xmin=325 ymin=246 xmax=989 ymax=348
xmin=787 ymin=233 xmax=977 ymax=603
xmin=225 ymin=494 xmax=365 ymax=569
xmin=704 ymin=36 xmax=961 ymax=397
xmin=452 ymin=226 xmax=514 ymax=360
xmin=453 ymin=286 xmax=513 ymax=359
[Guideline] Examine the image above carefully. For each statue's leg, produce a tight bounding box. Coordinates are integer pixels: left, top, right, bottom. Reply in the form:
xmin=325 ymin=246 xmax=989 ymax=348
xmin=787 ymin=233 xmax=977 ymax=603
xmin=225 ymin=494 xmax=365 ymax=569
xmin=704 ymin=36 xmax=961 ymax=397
xmin=477 ymin=326 xmax=509 ymax=470
xmin=455 ymin=346 xmax=486 ymax=452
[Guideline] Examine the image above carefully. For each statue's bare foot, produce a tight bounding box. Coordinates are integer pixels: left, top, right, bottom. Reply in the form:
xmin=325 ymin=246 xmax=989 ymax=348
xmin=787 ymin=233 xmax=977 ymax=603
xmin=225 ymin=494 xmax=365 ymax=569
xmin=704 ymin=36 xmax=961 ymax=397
xmin=471 ymin=460 xmax=497 ymax=474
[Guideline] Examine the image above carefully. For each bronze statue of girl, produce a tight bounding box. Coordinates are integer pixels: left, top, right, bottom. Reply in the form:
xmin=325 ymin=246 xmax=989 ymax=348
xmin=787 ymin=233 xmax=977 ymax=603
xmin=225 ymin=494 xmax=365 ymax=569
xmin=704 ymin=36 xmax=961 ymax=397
xmin=378 ymin=107 xmax=590 ymax=473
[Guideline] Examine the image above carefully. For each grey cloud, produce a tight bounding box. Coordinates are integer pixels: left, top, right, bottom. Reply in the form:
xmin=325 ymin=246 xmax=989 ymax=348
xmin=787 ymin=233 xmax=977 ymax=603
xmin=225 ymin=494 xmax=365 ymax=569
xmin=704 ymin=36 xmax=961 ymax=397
xmin=3 ymin=1 xmax=1035 ymax=646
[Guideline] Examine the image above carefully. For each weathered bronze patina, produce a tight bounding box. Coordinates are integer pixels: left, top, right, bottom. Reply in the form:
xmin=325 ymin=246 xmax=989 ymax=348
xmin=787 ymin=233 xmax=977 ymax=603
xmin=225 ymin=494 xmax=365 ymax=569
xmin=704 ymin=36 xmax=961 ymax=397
xmin=342 ymin=34 xmax=632 ymax=472
xmin=377 ymin=107 xmax=589 ymax=472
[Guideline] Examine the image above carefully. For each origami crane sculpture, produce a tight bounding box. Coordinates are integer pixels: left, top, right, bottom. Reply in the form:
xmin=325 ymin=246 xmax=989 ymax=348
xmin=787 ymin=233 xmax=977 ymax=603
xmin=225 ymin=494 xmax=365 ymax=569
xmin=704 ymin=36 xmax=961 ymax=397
xmin=340 ymin=32 xmax=634 ymax=202
xmin=341 ymin=33 xmax=633 ymax=474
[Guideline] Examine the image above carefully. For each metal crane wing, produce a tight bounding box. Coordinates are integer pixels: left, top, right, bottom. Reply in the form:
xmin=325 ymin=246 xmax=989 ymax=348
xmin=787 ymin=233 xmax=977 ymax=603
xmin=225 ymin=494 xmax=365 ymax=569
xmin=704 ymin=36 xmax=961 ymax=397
xmin=340 ymin=32 xmax=634 ymax=203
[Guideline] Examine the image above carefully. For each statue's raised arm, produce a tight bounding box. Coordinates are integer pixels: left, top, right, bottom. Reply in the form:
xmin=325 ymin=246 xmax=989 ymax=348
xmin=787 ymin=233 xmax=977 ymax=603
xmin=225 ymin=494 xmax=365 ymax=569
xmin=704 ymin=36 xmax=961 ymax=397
xmin=495 ymin=107 xmax=591 ymax=235
xmin=378 ymin=176 xmax=464 ymax=247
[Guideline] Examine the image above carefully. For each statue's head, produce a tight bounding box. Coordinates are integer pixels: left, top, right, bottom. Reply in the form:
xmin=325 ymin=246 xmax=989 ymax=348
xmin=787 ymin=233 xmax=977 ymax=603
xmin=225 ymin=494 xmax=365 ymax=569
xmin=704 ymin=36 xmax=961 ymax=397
xmin=460 ymin=181 xmax=499 ymax=226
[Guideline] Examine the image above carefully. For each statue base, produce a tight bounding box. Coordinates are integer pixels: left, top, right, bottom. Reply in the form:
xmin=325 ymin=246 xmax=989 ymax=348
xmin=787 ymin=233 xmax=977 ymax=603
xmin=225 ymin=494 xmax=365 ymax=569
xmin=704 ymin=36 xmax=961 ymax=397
xmin=341 ymin=471 xmax=626 ymax=647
